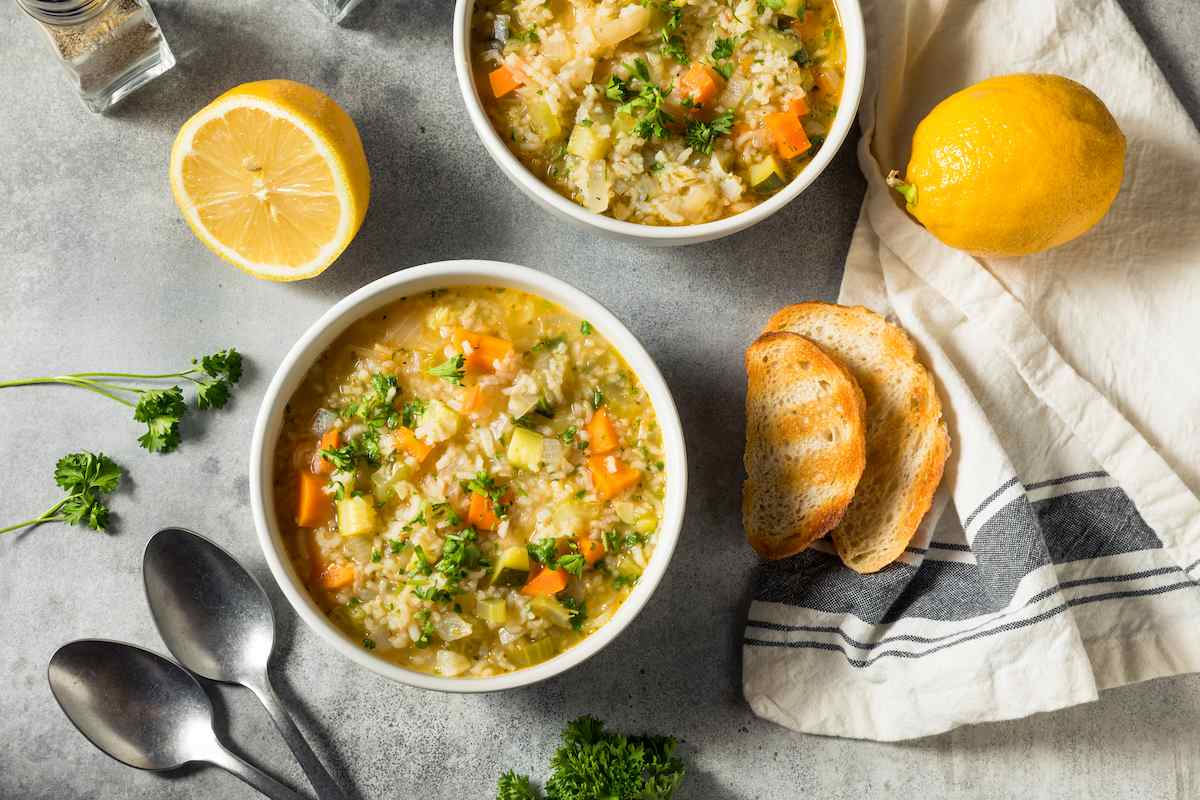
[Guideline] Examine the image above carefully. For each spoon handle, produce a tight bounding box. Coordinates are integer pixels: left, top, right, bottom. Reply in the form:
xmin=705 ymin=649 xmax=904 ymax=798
xmin=251 ymin=675 xmax=348 ymax=800
xmin=206 ymin=741 xmax=309 ymax=800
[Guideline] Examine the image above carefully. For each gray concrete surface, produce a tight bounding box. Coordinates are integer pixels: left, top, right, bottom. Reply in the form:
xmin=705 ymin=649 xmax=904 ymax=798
xmin=1 ymin=1 xmax=1198 ymax=798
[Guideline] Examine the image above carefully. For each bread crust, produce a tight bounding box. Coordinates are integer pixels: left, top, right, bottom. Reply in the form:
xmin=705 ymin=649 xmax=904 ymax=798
xmin=743 ymin=331 xmax=868 ymax=560
xmin=764 ymin=303 xmax=950 ymax=573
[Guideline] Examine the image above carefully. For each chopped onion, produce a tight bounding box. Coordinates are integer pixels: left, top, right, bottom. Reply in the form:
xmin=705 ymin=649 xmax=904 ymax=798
xmin=312 ymin=409 xmax=338 ymax=435
xmin=583 ymin=161 xmax=611 ymax=213
xmin=434 ymin=613 xmax=473 ymax=642
xmin=492 ymin=14 xmax=510 ymax=45
xmin=436 ymin=650 xmax=472 ymax=677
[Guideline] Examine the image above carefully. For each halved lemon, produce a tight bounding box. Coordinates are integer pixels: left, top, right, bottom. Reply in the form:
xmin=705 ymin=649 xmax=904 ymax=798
xmin=169 ymin=80 xmax=370 ymax=281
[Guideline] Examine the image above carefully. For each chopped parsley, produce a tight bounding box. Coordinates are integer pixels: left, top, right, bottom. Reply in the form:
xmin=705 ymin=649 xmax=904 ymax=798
xmin=561 ymin=425 xmax=577 ymax=443
xmin=427 ymin=354 xmax=465 ymax=386
xmin=711 ymin=37 xmax=735 ymax=61
xmin=580 ymin=320 xmax=593 ymax=335
xmin=400 ymin=398 xmax=426 ymax=428
xmin=561 ymin=596 xmax=588 ymax=632
xmin=684 ymin=110 xmax=735 ymax=155
xmin=557 ymin=553 xmax=586 ymax=577
xmin=410 ymin=544 xmax=432 ymax=576
xmin=527 ymin=538 xmax=559 ymax=568
xmin=413 ymin=609 xmax=434 ymax=648
xmin=362 ymin=637 xmax=376 ymax=650
xmin=531 ymin=334 xmax=566 ymax=352
xmin=647 ymin=1 xmax=688 ymax=63
xmin=590 ymin=387 xmax=605 ymax=410
xmin=606 ymin=74 xmax=631 ymax=102
xmin=614 ymin=59 xmax=675 ymax=141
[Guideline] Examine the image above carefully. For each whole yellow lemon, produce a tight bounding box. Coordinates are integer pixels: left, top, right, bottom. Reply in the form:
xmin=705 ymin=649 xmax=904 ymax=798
xmin=889 ymin=74 xmax=1126 ymax=257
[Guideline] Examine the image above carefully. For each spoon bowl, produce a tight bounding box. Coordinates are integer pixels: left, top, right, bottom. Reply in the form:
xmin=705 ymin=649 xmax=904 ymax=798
xmin=144 ymin=526 xmax=274 ymax=684
xmin=48 ymin=639 xmax=215 ymax=771
xmin=47 ymin=639 xmax=304 ymax=800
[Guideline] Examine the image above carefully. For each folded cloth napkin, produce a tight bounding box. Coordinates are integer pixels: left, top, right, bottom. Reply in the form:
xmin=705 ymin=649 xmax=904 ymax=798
xmin=743 ymin=0 xmax=1200 ymax=741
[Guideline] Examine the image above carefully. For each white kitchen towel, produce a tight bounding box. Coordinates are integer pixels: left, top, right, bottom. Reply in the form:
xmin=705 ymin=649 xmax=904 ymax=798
xmin=743 ymin=0 xmax=1200 ymax=741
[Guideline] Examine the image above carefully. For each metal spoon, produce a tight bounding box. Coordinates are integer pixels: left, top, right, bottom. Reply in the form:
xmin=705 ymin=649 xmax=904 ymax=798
xmin=48 ymin=639 xmax=305 ymax=800
xmin=143 ymin=527 xmax=347 ymax=800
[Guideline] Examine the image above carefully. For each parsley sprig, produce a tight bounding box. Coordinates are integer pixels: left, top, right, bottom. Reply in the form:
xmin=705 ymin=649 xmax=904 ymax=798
xmin=0 ymin=349 xmax=243 ymax=453
xmin=1 ymin=452 xmax=122 ymax=535
xmin=496 ymin=716 xmax=685 ymax=800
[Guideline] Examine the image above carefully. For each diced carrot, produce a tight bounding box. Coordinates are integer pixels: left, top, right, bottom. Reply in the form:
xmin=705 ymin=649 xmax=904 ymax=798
xmin=394 ymin=426 xmax=434 ymax=463
xmin=764 ymin=111 xmax=812 ymax=159
xmin=318 ymin=562 xmax=356 ymax=590
xmin=451 ymin=327 xmax=514 ymax=372
xmin=578 ymin=535 xmax=605 ymax=566
xmin=587 ymin=453 xmax=642 ymax=501
xmin=462 ymin=385 xmax=486 ymax=414
xmin=521 ymin=566 xmax=568 ymax=597
xmin=315 ymin=428 xmax=340 ymax=475
xmin=730 ymin=122 xmax=750 ymax=141
xmin=489 ymin=65 xmax=522 ymax=98
xmin=586 ymin=407 xmax=620 ymax=455
xmin=787 ymin=96 xmax=809 ymax=117
xmin=791 ymin=10 xmax=824 ymax=41
xmin=677 ymin=63 xmax=720 ymax=106
xmin=296 ymin=471 xmax=332 ymax=528
xmin=467 ymin=491 xmax=500 ymax=531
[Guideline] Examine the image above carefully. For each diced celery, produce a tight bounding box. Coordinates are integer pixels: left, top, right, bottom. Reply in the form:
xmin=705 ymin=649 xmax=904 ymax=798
xmin=507 ymin=427 xmax=544 ymax=471
xmin=530 ymin=596 xmax=572 ymax=627
xmin=491 ymin=546 xmax=531 ymax=586
xmin=478 ymin=597 xmax=508 ymax=624
xmin=509 ymin=636 xmax=558 ymax=667
xmin=337 ymin=497 xmax=378 ymax=537
xmin=749 ymin=156 xmax=787 ymax=194
xmin=527 ymin=98 xmax=562 ymax=141
xmin=616 ymin=554 xmax=643 ymax=579
xmin=612 ymin=110 xmax=637 ymax=136
xmin=634 ymin=514 xmax=658 ymax=535
xmin=567 ymin=125 xmax=612 ymax=160
xmin=777 ymin=0 xmax=805 ymax=17
xmin=754 ymin=27 xmax=803 ymax=57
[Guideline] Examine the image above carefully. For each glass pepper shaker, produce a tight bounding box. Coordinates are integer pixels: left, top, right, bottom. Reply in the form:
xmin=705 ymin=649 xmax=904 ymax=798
xmin=306 ymin=0 xmax=367 ymax=24
xmin=17 ymin=0 xmax=175 ymax=113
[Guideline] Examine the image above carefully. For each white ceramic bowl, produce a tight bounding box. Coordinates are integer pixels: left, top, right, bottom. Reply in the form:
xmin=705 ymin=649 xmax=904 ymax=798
xmin=250 ymin=260 xmax=688 ymax=692
xmin=452 ymin=0 xmax=865 ymax=246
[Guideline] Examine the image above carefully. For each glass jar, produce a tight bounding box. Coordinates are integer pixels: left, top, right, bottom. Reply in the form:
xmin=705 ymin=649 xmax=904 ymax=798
xmin=306 ymin=0 xmax=367 ymax=24
xmin=17 ymin=0 xmax=175 ymax=113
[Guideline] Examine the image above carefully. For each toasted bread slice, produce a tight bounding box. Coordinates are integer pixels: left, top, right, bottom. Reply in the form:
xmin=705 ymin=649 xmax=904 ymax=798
xmin=743 ymin=331 xmax=867 ymax=560
xmin=765 ymin=303 xmax=950 ymax=573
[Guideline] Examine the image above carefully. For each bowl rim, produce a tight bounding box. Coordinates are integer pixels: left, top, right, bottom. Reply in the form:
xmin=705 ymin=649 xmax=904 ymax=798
xmin=451 ymin=0 xmax=866 ymax=241
xmin=249 ymin=260 xmax=689 ymax=692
